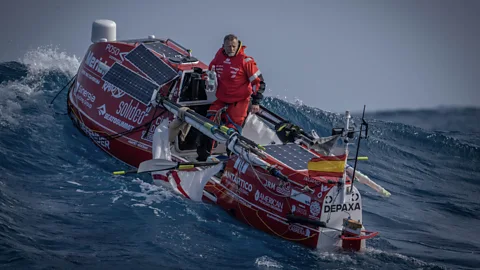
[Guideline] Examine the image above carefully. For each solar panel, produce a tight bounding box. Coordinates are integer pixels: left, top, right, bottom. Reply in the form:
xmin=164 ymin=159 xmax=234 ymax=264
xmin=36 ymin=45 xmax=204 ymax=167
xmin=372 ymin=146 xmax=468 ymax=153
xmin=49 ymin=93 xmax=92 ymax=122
xmin=102 ymin=63 xmax=159 ymax=105
xmin=264 ymin=144 xmax=318 ymax=171
xmin=144 ymin=42 xmax=185 ymax=58
xmin=168 ymin=56 xmax=199 ymax=64
xmin=125 ymin=44 xmax=179 ymax=86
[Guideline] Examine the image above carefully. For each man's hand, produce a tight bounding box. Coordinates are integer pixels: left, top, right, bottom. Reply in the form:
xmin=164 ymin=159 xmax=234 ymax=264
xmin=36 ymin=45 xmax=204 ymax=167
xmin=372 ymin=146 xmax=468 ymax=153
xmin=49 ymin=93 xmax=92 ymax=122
xmin=251 ymin=104 xmax=260 ymax=114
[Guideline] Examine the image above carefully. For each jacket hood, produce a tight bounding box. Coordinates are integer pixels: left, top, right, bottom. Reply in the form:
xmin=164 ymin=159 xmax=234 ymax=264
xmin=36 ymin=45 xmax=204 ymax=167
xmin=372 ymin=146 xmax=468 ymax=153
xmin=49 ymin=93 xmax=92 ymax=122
xmin=217 ymin=43 xmax=247 ymax=57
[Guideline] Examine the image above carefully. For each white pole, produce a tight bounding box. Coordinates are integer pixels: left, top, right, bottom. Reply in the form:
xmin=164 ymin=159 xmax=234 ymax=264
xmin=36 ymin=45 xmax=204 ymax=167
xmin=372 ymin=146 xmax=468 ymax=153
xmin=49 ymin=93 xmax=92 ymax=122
xmin=339 ymin=110 xmax=352 ymax=203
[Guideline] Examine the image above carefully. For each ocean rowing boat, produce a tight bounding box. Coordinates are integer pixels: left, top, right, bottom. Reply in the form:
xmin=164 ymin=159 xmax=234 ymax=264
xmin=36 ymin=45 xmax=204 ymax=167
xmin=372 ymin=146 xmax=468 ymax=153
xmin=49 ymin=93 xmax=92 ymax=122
xmin=67 ymin=19 xmax=390 ymax=252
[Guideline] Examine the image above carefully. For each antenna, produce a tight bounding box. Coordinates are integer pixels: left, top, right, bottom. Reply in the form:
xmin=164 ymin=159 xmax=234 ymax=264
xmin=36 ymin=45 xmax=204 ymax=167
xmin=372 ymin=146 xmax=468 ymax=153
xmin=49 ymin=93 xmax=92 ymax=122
xmin=348 ymin=105 xmax=369 ymax=194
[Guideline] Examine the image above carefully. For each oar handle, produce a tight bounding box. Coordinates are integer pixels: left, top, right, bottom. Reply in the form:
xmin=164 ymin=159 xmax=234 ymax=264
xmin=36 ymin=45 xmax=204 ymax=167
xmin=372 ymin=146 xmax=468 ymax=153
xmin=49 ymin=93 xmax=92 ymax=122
xmin=178 ymin=161 xmax=221 ymax=170
xmin=112 ymin=169 xmax=137 ymax=175
xmin=347 ymin=156 xmax=368 ymax=161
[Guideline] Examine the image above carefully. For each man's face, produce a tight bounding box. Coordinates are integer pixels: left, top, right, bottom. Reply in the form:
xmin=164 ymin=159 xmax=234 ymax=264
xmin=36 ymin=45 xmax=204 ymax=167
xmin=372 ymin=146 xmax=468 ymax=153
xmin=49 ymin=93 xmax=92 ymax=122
xmin=223 ymin=39 xmax=239 ymax=57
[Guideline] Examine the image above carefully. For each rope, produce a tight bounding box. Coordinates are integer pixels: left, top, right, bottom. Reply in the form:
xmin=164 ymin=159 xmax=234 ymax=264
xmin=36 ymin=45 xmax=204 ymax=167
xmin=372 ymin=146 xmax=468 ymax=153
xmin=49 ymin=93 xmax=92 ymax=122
xmin=102 ymin=109 xmax=167 ymax=141
xmin=207 ymin=106 xmax=226 ymax=125
xmin=50 ymin=75 xmax=77 ymax=105
xmin=67 ymin=101 xmax=168 ymax=142
xmin=178 ymin=106 xmax=189 ymax=121
xmin=50 ymin=75 xmax=77 ymax=115
xmin=211 ymin=182 xmax=318 ymax=242
xmin=238 ymin=154 xmax=324 ymax=241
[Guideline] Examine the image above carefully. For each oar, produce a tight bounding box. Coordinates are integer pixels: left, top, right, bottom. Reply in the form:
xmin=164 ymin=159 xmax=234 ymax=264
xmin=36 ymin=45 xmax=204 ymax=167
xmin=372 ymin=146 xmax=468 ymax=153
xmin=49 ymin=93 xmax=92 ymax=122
xmin=112 ymin=159 xmax=221 ymax=175
xmin=345 ymin=165 xmax=391 ymax=197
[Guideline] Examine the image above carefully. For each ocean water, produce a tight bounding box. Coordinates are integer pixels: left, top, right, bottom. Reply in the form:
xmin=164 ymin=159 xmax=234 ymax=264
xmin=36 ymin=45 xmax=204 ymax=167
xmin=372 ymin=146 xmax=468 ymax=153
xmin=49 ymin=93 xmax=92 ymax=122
xmin=0 ymin=47 xmax=479 ymax=270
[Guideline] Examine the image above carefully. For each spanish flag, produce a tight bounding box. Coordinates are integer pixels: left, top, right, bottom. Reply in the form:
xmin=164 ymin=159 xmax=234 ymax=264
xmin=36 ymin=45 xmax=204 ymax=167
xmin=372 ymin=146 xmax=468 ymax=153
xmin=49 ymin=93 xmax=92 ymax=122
xmin=308 ymin=154 xmax=347 ymax=177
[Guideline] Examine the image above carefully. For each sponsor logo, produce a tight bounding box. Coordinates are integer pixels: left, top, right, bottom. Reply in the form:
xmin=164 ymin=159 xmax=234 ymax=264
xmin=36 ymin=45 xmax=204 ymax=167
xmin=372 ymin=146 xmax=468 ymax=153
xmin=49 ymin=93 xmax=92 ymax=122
xmin=116 ymin=100 xmax=151 ymax=125
xmin=265 ymin=180 xmax=276 ymax=190
xmin=277 ymin=183 xmax=291 ymax=196
xmin=324 ymin=192 xmax=359 ymax=205
xmin=317 ymin=184 xmax=330 ymax=199
xmin=230 ymin=66 xmax=239 ymax=79
xmin=84 ymin=51 xmax=109 ymax=76
xmin=97 ymin=104 xmax=134 ymax=130
xmin=303 ymin=176 xmax=319 ymax=184
xmin=74 ymin=82 xmax=96 ymax=109
xmin=79 ymin=122 xmax=110 ymax=149
xmin=104 ymin=45 xmax=128 ymax=63
xmin=322 ymin=191 xmax=361 ymax=213
xmin=233 ymin=158 xmax=249 ymax=174
xmin=324 ymin=202 xmax=361 ymax=213
xmin=81 ymin=69 xmax=100 ymax=85
xmin=291 ymin=204 xmax=308 ymax=216
xmin=214 ymin=65 xmax=224 ymax=78
xmin=108 ymin=55 xmax=122 ymax=63
xmin=127 ymin=138 xmax=149 ymax=150
xmin=288 ymin=224 xmax=311 ymax=237
xmin=102 ymin=81 xmax=125 ymax=98
xmin=254 ymin=190 xmax=284 ymax=212
xmin=141 ymin=115 xmax=167 ymax=142
xmin=310 ymin=201 xmax=321 ymax=217
xmin=264 ymin=179 xmax=291 ymax=197
xmin=292 ymin=204 xmax=307 ymax=216
xmin=105 ymin=44 xmax=120 ymax=56
xmin=224 ymin=171 xmax=252 ymax=196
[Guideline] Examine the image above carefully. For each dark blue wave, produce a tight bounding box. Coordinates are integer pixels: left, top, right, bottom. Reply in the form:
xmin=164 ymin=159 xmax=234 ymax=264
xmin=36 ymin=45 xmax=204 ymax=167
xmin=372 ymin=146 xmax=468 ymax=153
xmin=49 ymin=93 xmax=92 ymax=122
xmin=0 ymin=61 xmax=28 ymax=83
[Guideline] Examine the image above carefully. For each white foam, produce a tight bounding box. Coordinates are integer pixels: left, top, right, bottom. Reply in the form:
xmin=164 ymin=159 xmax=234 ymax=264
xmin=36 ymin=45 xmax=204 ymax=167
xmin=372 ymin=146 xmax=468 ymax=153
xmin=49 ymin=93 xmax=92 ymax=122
xmin=75 ymin=189 xmax=93 ymax=193
xmin=123 ymin=178 xmax=174 ymax=209
xmin=132 ymin=203 xmax=147 ymax=207
xmin=254 ymin=256 xmax=283 ymax=268
xmin=111 ymin=195 xmax=122 ymax=203
xmin=364 ymin=247 xmax=437 ymax=268
xmin=186 ymin=207 xmax=207 ymax=222
xmin=0 ymin=99 xmax=22 ymax=127
xmin=148 ymin=205 xmax=165 ymax=217
xmin=178 ymin=232 xmax=191 ymax=240
xmin=0 ymin=46 xmax=80 ymax=128
xmin=21 ymin=45 xmax=80 ymax=78
xmin=312 ymin=250 xmax=356 ymax=263
xmin=66 ymin=181 xmax=82 ymax=186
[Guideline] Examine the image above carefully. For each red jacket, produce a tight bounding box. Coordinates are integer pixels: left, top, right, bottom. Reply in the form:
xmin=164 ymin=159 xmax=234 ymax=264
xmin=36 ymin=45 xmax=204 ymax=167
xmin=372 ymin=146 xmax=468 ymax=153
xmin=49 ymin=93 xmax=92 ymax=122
xmin=209 ymin=45 xmax=264 ymax=104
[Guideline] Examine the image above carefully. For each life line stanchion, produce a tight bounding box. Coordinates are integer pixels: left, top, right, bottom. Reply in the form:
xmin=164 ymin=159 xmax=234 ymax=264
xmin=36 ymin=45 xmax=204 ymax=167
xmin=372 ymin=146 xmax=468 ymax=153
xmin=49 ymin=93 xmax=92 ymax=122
xmin=349 ymin=105 xmax=369 ymax=195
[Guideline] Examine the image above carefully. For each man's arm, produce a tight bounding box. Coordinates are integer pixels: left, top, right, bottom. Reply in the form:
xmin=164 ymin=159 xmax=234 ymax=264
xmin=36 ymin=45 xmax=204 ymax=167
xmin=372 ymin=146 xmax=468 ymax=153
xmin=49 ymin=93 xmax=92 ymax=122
xmin=251 ymin=74 xmax=266 ymax=105
xmin=244 ymin=57 xmax=266 ymax=108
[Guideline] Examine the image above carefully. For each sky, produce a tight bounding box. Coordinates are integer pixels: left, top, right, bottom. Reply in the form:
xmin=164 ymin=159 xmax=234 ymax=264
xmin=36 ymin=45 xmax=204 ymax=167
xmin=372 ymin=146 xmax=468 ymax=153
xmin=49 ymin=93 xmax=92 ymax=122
xmin=0 ymin=0 xmax=479 ymax=112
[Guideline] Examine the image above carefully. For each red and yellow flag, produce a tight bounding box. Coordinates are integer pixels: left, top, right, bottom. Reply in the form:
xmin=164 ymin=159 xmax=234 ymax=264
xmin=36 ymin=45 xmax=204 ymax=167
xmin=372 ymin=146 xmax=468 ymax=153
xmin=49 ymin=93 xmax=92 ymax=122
xmin=308 ymin=154 xmax=347 ymax=177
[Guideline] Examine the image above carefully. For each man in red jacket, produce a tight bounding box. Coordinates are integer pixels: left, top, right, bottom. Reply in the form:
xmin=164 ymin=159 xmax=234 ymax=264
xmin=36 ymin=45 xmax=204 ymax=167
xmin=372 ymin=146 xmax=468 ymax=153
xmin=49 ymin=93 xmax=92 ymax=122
xmin=197 ymin=34 xmax=266 ymax=161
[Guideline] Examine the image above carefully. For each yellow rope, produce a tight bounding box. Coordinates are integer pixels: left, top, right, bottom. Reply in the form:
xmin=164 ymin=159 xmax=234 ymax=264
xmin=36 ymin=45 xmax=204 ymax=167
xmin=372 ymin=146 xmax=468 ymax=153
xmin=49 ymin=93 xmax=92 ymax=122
xmin=210 ymin=180 xmax=318 ymax=242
